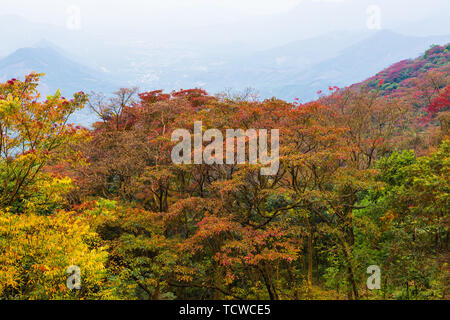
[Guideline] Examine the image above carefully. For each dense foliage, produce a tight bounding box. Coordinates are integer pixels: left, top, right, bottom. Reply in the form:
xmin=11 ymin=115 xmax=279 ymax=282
xmin=0 ymin=45 xmax=448 ymax=300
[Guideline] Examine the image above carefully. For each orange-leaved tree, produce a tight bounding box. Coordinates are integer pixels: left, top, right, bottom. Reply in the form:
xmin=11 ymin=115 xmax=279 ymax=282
xmin=0 ymin=73 xmax=88 ymax=211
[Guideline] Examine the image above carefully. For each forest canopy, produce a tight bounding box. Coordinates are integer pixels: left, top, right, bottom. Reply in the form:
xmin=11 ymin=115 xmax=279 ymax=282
xmin=0 ymin=44 xmax=448 ymax=300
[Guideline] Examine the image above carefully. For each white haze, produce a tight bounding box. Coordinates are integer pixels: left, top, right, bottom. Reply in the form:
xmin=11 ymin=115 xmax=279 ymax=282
xmin=1 ymin=0 xmax=450 ymax=48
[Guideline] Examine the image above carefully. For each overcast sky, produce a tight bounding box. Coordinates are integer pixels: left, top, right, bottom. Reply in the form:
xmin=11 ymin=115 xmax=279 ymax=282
xmin=1 ymin=0 xmax=449 ymax=46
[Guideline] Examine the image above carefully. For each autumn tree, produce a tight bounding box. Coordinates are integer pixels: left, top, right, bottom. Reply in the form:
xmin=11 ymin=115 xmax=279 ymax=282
xmin=0 ymin=73 xmax=87 ymax=211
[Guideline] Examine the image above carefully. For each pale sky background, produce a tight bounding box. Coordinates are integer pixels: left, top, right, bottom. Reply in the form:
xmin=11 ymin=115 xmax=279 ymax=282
xmin=1 ymin=0 xmax=449 ymax=45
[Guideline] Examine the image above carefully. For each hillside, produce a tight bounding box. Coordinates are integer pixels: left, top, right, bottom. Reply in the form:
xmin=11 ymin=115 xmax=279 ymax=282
xmin=261 ymin=30 xmax=450 ymax=101
xmin=354 ymin=43 xmax=450 ymax=95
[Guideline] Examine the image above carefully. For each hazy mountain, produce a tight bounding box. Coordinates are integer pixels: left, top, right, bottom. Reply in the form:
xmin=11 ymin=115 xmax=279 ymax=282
xmin=1 ymin=15 xmax=448 ymax=103
xmin=251 ymin=31 xmax=372 ymax=69
xmin=167 ymin=31 xmax=375 ymax=94
xmin=0 ymin=45 xmax=116 ymax=95
xmin=0 ymin=43 xmax=118 ymax=123
xmin=163 ymin=30 xmax=449 ymax=101
xmin=1 ymin=24 xmax=449 ymax=124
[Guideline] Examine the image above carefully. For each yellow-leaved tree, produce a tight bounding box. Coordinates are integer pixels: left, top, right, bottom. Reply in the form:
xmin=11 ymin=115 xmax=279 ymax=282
xmin=0 ymin=74 xmax=115 ymax=300
xmin=0 ymin=209 xmax=112 ymax=299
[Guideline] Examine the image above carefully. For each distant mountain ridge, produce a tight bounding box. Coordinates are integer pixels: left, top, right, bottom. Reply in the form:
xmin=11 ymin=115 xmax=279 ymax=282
xmin=0 ymin=45 xmax=116 ymax=96
xmin=1 ymin=30 xmax=449 ymax=124
xmin=145 ymin=30 xmax=449 ymax=101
